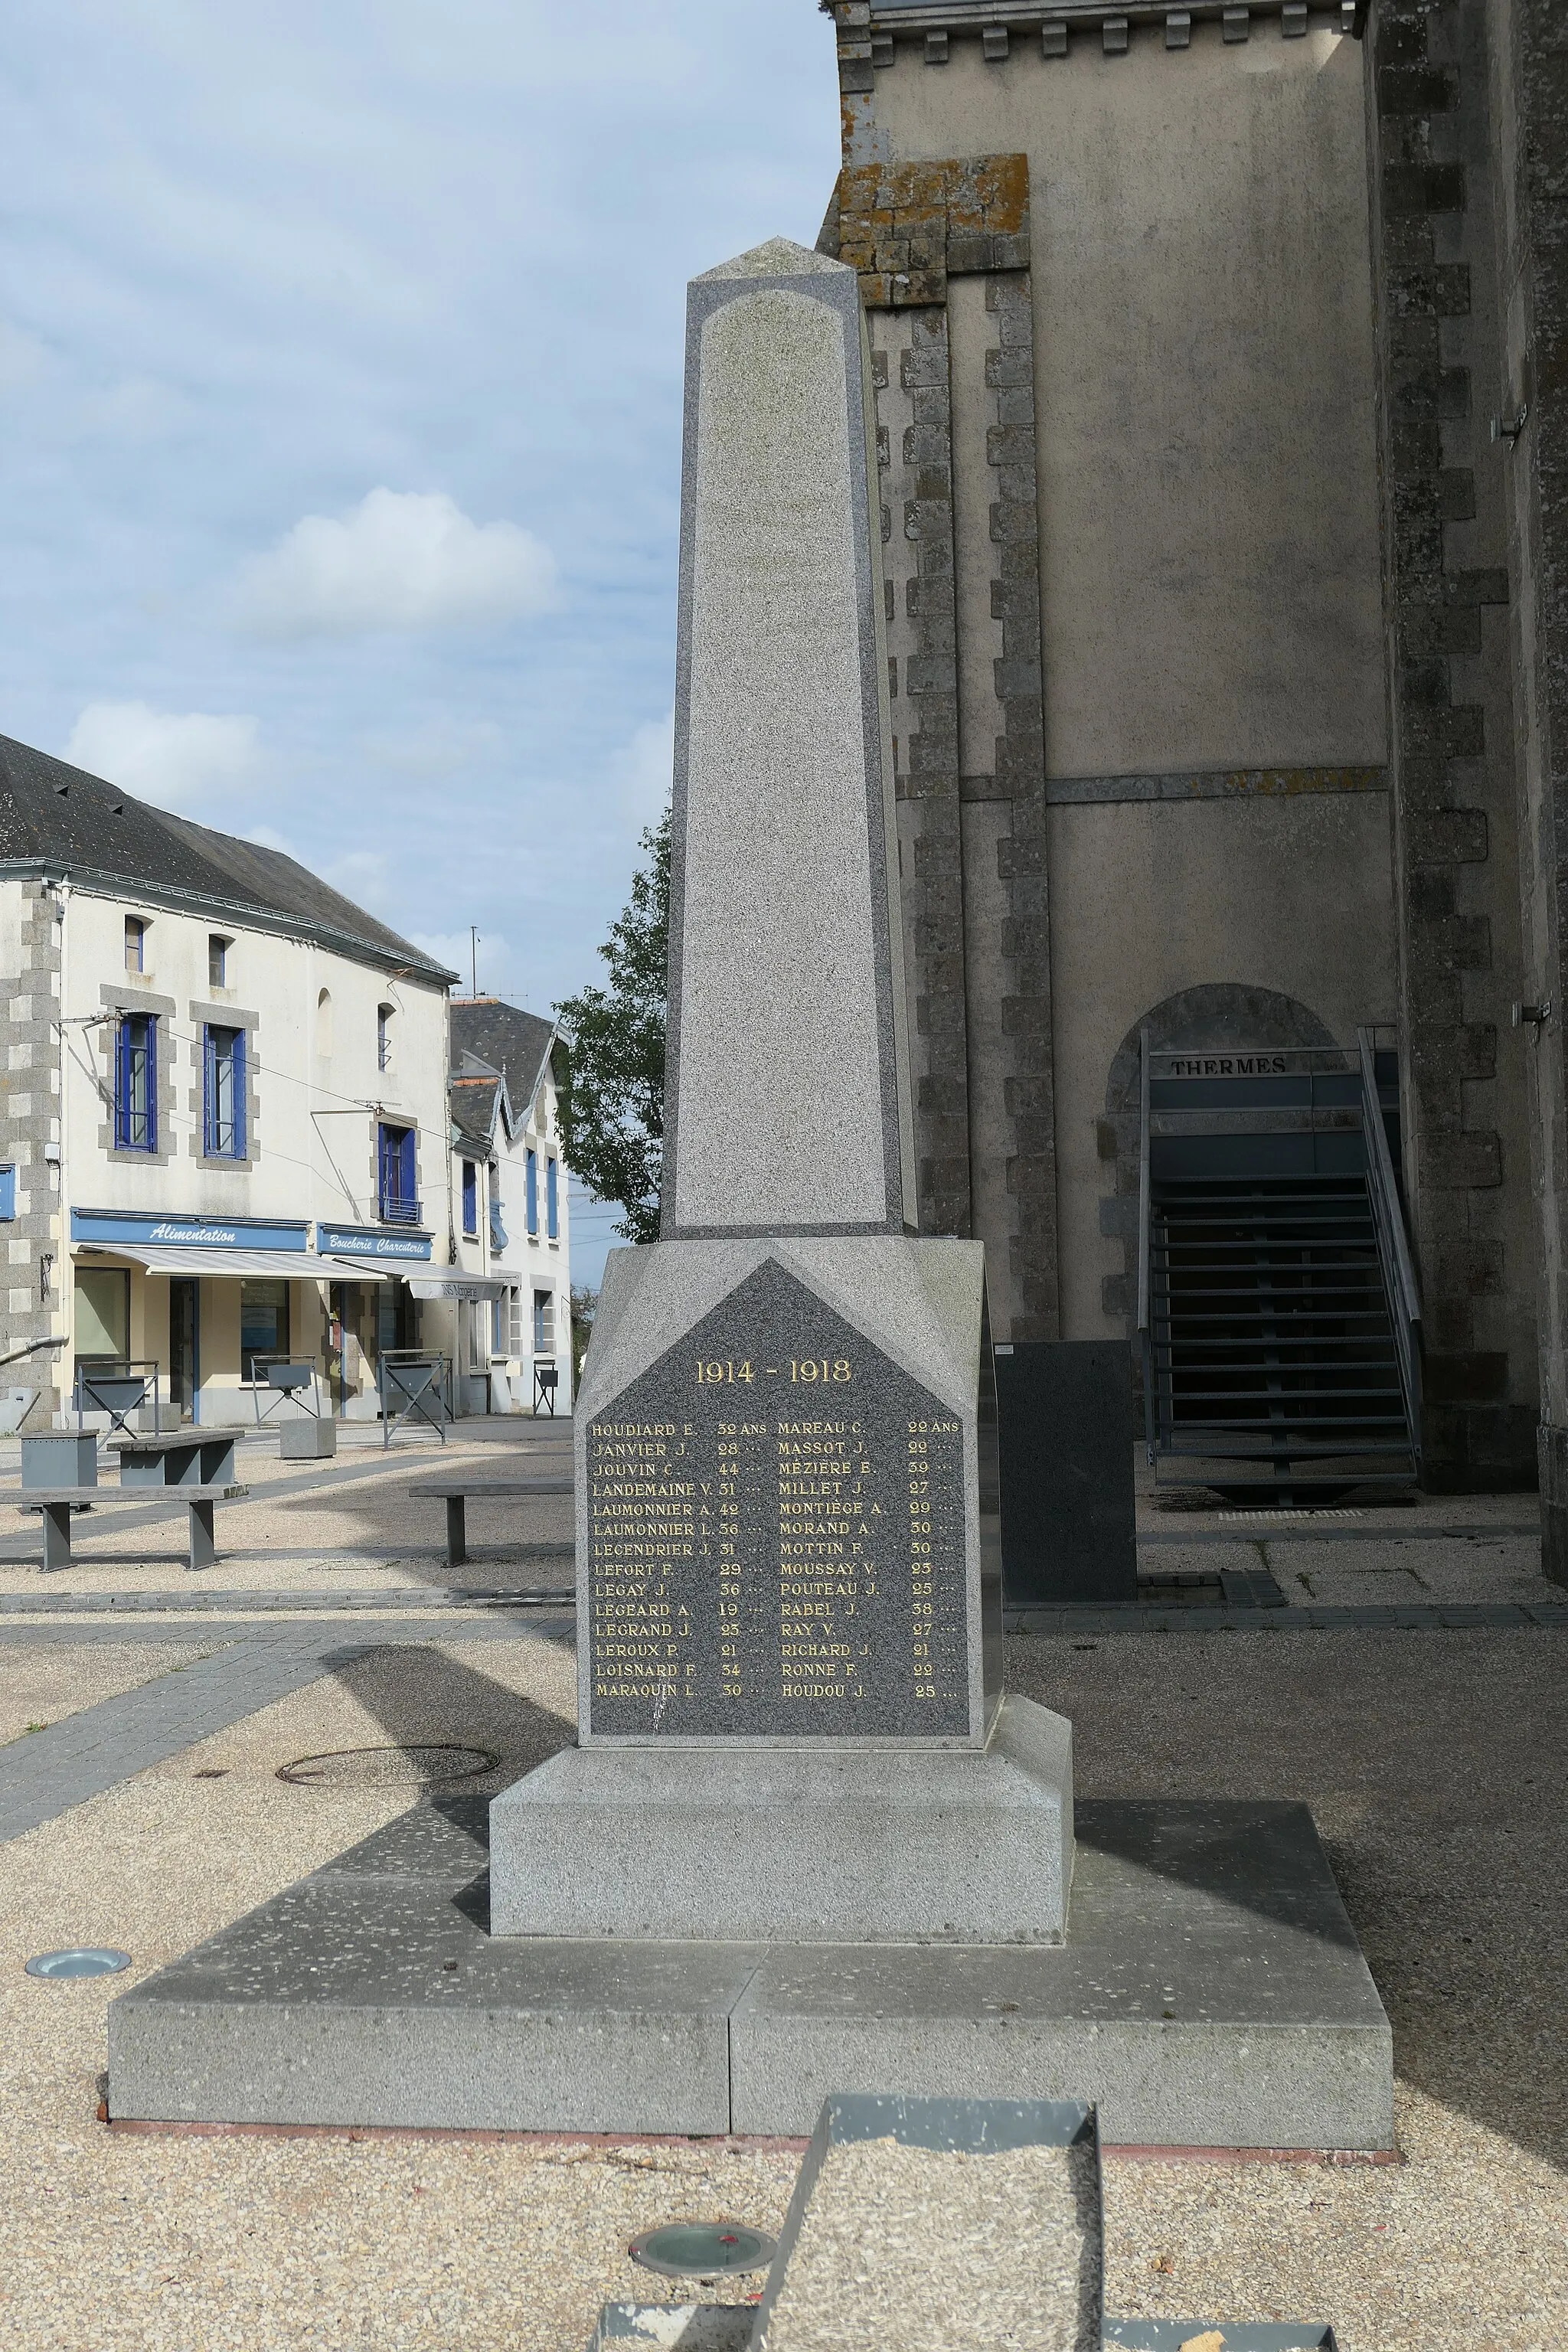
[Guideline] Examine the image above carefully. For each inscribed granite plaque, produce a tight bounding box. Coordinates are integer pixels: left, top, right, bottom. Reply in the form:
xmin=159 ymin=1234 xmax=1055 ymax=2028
xmin=585 ymin=1261 xmax=969 ymax=1739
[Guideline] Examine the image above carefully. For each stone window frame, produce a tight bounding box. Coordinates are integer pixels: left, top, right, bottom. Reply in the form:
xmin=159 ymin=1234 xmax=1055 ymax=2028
xmin=187 ymin=1000 xmax=262 ymax=1172
xmin=97 ymin=983 xmax=177 ymax=1169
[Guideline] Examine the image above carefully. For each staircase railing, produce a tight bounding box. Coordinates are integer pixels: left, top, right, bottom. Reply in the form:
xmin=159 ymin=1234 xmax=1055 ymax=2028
xmin=1136 ymin=1025 xmax=1155 ymax=1462
xmin=1357 ymin=1025 xmax=1423 ymax=1472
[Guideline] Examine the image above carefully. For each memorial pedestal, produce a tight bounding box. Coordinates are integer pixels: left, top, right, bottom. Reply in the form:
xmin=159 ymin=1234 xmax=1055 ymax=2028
xmin=490 ymin=1693 xmax=1073 ymax=1944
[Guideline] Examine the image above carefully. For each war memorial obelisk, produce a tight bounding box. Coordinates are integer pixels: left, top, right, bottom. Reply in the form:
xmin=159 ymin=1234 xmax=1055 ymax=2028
xmin=109 ymin=240 xmax=1393 ymax=2158
xmin=489 ymin=236 xmax=1075 ymax=1942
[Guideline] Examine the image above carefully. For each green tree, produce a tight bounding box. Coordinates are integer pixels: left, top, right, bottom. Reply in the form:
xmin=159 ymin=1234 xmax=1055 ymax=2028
xmin=554 ymin=808 xmax=668 ymax=1245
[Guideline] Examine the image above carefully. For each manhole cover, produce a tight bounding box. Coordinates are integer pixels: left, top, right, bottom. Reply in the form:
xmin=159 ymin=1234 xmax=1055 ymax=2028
xmin=26 ymin=1947 xmax=132 ymax=1980
xmin=629 ymin=2222 xmax=777 ymax=2279
xmin=276 ymin=1744 xmax=497 ymax=1788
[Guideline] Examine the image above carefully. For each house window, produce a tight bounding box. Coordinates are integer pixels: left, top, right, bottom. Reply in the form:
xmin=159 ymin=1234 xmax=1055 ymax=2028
xmin=240 ymin=1279 xmax=289 ymax=1380
xmin=492 ymin=1291 xmax=509 ymax=1354
xmin=534 ymin=1288 xmax=554 ymax=1355
xmin=75 ymin=1266 xmax=129 ymax=1363
xmin=546 ymin=1157 xmax=558 ymax=1240
xmin=488 ymin=1172 xmax=508 ymax=1251
xmin=0 ymin=1166 xmax=13 ymax=1220
xmin=526 ymin=1148 xmax=538 ymax=1236
xmin=113 ymin=1014 xmax=157 ymax=1151
xmin=124 ymin=915 xmax=146 ymax=972
xmin=377 ymin=1122 xmax=419 ymax=1224
xmin=204 ymin=1025 xmax=247 ymax=1158
xmin=377 ymin=1004 xmax=394 ymax=1071
xmin=208 ymin=933 xmax=230 ymax=988
xmin=461 ymin=1160 xmax=479 ymax=1238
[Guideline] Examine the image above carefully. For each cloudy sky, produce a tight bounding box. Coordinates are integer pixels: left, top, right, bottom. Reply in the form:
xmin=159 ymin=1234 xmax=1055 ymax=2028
xmin=0 ymin=0 xmax=841 ymax=1278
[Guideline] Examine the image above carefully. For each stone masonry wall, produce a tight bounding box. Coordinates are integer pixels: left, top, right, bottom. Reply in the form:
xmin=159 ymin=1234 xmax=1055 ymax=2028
xmin=822 ymin=134 xmax=1058 ymax=1334
xmin=2 ymin=881 xmax=64 ymax=1419
xmin=1365 ymin=0 xmax=1539 ymax=1487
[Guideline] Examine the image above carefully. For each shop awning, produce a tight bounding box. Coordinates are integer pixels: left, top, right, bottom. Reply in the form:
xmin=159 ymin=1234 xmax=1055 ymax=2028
xmin=404 ymin=1272 xmax=511 ymax=1302
xmin=76 ymin=1244 xmax=394 ymax=1282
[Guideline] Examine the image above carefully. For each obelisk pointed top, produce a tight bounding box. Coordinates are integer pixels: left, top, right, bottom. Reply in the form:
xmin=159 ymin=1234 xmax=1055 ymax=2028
xmin=696 ymin=235 xmax=849 ymax=283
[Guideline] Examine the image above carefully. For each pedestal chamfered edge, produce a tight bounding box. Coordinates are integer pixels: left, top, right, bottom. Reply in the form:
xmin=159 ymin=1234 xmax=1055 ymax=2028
xmin=663 ymin=237 xmax=916 ymax=1241
xmin=573 ymin=1234 xmax=1001 ymax=1747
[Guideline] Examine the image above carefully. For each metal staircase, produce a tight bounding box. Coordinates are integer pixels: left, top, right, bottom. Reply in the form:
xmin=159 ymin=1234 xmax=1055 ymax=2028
xmin=1137 ymin=1030 xmax=1422 ymax=1504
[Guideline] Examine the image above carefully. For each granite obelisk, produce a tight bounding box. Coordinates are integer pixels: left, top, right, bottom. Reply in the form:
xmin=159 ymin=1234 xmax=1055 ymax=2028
xmin=490 ymin=238 xmax=1072 ymax=1943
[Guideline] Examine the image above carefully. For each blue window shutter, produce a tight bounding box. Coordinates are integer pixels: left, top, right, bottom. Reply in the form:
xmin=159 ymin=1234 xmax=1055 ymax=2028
xmin=400 ymin=1125 xmax=416 ymax=1201
xmin=0 ymin=1166 xmax=14 ymax=1220
xmin=202 ymin=1026 xmax=213 ymax=1154
xmin=113 ymin=1021 xmax=127 ymax=1148
xmin=146 ymin=1017 xmax=158 ymax=1150
xmin=526 ymin=1149 xmax=538 ymax=1235
xmin=234 ymin=1027 xmax=247 ymax=1157
xmin=547 ymin=1158 xmax=558 ymax=1239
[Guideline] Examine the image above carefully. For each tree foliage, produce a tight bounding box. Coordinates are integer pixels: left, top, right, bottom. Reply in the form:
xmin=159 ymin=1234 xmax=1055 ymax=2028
xmin=554 ymin=808 xmax=668 ymax=1246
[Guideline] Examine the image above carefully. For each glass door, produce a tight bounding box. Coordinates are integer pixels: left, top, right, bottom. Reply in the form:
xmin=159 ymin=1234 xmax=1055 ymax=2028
xmin=168 ymin=1279 xmax=199 ymax=1419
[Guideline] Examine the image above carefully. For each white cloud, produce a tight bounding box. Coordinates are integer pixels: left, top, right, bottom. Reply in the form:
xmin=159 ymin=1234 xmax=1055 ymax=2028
xmin=412 ymin=929 xmax=513 ymax=990
xmin=64 ymin=701 xmax=263 ymax=813
xmin=612 ymin=704 xmax=675 ymax=824
xmin=234 ymin=487 xmax=557 ymax=637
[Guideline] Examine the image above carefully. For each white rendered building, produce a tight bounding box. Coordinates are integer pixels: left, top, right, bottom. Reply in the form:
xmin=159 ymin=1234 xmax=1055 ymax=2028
xmin=0 ymin=730 xmax=574 ymax=1426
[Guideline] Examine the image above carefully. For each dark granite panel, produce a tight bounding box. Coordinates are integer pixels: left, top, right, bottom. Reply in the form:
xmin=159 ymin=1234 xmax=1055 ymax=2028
xmin=996 ymin=1341 xmax=1136 ymax=1606
xmin=585 ymin=1259 xmax=971 ymax=1740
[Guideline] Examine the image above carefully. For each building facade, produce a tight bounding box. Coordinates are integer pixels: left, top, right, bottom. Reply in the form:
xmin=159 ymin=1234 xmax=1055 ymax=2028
xmin=812 ymin=0 xmax=1568 ymax=1542
xmin=0 ymin=733 xmax=572 ymax=1425
xmin=441 ymin=998 xmax=573 ymax=1418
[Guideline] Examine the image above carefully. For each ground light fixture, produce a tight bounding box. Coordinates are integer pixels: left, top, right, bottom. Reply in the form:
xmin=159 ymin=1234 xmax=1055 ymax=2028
xmin=628 ymin=2223 xmax=778 ymax=2282
xmin=25 ymin=1948 xmax=131 ymax=1980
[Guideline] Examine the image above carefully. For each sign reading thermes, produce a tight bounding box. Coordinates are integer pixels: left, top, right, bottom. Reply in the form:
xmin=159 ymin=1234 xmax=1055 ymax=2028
xmin=583 ymin=1263 xmax=970 ymax=1741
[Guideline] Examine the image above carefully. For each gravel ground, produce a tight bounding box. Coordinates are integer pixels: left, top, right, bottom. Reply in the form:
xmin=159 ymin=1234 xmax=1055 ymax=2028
xmin=0 ymin=1640 xmax=223 ymax=1746
xmin=759 ymin=2138 xmax=1096 ymax=2350
xmin=0 ymin=1618 xmax=1563 ymax=2347
xmin=1007 ymin=1628 xmax=1568 ymax=2348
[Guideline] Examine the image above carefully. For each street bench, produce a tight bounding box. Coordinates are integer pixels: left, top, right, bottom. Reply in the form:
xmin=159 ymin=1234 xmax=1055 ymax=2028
xmin=407 ymin=1477 xmax=573 ymax=1567
xmin=106 ymin=1426 xmax=247 ymax=1488
xmin=16 ymin=1484 xmax=249 ymax=1573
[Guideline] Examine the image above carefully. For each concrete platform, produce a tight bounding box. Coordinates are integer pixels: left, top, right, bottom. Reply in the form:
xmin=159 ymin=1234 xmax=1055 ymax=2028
xmin=108 ymin=1794 xmax=1392 ymax=2148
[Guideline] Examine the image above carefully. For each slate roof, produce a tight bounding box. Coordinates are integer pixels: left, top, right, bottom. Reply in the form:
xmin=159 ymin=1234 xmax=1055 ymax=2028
xmin=450 ymin=1070 xmax=502 ymax=1157
xmin=449 ymin=998 xmax=560 ymax=1111
xmin=0 ymin=731 xmax=456 ymax=985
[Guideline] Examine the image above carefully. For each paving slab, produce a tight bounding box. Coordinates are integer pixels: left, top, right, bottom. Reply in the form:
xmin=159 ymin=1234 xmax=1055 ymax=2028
xmin=109 ymin=1795 xmax=1391 ymax=2152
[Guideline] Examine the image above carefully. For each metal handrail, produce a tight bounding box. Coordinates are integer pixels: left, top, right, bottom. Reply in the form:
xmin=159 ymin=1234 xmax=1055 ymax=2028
xmin=1357 ymin=1026 xmax=1423 ymax=1465
xmin=1136 ymin=1026 xmax=1155 ymax=1462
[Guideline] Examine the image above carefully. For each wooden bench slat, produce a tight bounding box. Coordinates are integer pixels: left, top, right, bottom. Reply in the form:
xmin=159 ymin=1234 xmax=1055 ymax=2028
xmin=14 ymin=1485 xmax=248 ymax=1504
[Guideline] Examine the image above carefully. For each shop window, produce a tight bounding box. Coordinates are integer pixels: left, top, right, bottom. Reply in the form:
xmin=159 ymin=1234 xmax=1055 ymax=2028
xmin=204 ymin=1025 xmax=247 ymax=1158
xmin=208 ymin=933 xmax=231 ymax=988
xmin=124 ymin=915 xmax=147 ymax=972
xmin=377 ymin=1004 xmax=394 ymax=1072
xmin=546 ymin=1157 xmax=558 ymax=1240
xmin=526 ymin=1148 xmax=538 ymax=1236
xmin=75 ymin=1266 xmax=129 ymax=1364
xmin=462 ymin=1160 xmax=479 ymax=1238
xmin=113 ymin=1014 xmax=157 ymax=1151
xmin=240 ymin=1279 xmax=289 ymax=1380
xmin=377 ymin=1122 xmax=420 ymax=1224
xmin=534 ymin=1287 xmax=554 ymax=1355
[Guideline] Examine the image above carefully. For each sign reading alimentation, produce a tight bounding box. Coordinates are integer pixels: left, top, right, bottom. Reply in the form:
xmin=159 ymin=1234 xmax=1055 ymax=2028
xmin=70 ymin=1210 xmax=310 ymax=1251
